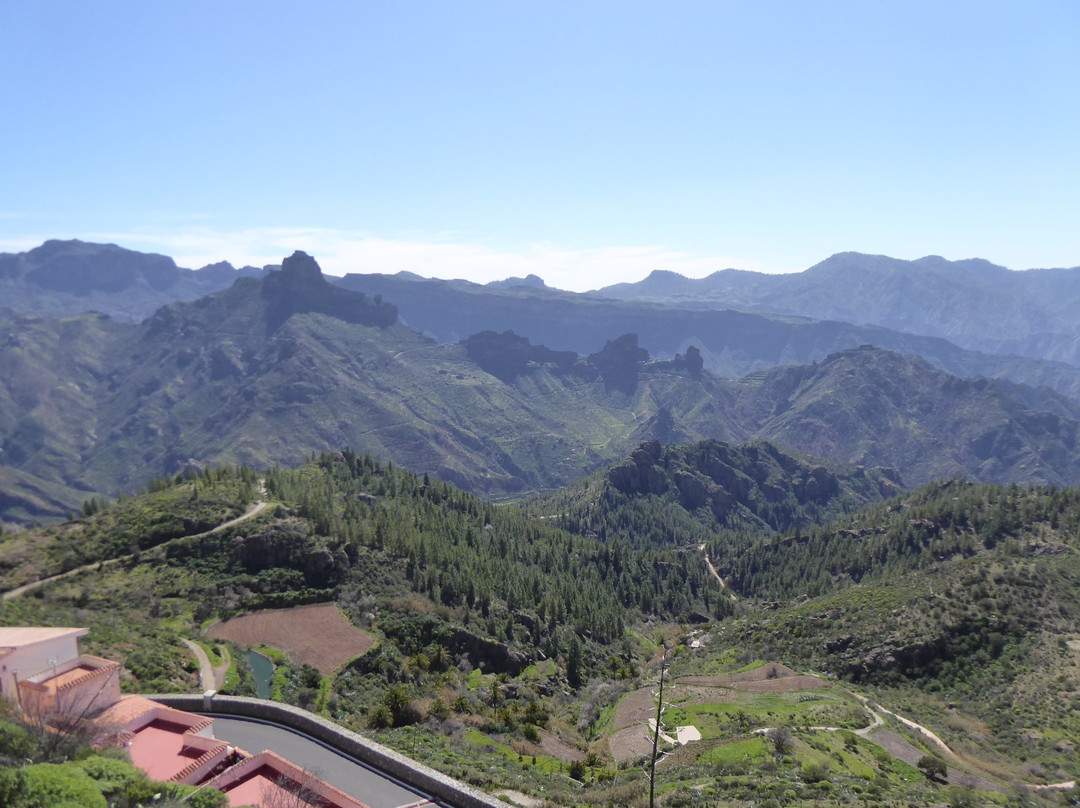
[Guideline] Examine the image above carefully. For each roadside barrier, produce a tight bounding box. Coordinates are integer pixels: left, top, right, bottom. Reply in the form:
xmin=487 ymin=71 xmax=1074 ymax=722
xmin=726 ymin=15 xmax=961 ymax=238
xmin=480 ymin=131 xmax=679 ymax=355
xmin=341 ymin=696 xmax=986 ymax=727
xmin=150 ymin=694 xmax=511 ymax=808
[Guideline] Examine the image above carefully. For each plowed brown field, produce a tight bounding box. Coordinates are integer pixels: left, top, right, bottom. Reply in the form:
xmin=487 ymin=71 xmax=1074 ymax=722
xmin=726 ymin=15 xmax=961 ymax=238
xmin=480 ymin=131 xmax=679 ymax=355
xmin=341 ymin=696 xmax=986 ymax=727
xmin=207 ymin=603 xmax=373 ymax=674
xmin=677 ymin=663 xmax=826 ymax=693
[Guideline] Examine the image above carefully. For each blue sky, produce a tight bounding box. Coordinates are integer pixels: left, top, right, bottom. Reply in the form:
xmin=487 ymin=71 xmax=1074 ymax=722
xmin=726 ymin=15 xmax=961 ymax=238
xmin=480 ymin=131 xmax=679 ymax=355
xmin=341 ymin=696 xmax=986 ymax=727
xmin=2 ymin=1 xmax=1077 ymax=290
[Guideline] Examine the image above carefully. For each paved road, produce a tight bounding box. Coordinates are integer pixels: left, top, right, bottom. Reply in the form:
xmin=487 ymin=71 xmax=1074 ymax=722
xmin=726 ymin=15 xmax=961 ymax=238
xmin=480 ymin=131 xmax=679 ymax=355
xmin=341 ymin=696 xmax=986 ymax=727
xmin=206 ymin=715 xmax=437 ymax=808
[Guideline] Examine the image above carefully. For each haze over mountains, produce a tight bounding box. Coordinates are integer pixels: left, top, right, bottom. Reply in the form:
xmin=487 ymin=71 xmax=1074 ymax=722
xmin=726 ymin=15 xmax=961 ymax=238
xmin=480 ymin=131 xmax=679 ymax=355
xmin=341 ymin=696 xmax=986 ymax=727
xmin=597 ymin=252 xmax=1080 ymax=365
xmin=8 ymin=240 xmax=1080 ymax=366
xmin=8 ymin=240 xmax=1080 ymax=396
xmin=332 ymin=270 xmax=1080 ymax=400
xmin=0 ymin=239 xmax=267 ymax=321
xmin=4 ymin=240 xmax=1080 ymax=527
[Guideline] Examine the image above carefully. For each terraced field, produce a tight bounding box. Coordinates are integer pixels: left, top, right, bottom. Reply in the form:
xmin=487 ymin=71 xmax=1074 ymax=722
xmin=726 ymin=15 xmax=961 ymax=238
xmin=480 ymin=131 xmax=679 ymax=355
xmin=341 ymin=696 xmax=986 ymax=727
xmin=207 ymin=603 xmax=374 ymax=674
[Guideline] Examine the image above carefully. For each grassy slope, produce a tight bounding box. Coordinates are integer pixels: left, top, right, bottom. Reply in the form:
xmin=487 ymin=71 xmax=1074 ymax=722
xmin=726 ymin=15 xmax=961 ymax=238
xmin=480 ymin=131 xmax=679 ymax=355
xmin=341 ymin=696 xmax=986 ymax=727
xmin=4 ymin=457 xmax=1080 ymax=805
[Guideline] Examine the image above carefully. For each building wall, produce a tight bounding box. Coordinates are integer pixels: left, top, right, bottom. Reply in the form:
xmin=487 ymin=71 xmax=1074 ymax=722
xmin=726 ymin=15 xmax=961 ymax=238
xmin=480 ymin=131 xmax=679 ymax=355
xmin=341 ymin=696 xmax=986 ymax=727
xmin=62 ymin=666 xmax=122 ymax=718
xmin=0 ymin=635 xmax=82 ymax=699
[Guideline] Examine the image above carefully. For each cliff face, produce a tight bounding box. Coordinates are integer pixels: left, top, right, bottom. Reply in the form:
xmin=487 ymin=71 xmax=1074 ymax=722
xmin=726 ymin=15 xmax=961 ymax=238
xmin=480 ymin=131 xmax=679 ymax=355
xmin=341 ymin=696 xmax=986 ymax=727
xmin=261 ymin=251 xmax=398 ymax=331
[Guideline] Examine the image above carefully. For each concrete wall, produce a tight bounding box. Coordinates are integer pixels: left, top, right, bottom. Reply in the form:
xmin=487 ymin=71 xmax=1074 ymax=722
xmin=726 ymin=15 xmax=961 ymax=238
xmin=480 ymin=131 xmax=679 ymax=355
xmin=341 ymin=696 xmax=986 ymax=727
xmin=151 ymin=694 xmax=513 ymax=808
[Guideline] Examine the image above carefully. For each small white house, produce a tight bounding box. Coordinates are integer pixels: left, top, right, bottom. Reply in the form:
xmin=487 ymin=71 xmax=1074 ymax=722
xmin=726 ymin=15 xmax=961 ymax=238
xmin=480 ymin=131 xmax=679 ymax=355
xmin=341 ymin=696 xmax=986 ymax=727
xmin=0 ymin=626 xmax=120 ymax=718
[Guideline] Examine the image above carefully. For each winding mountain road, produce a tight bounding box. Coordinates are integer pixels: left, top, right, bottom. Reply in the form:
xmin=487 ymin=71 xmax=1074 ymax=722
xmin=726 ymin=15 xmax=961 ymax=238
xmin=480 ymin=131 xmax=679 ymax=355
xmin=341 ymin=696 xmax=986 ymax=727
xmin=2 ymin=500 xmax=270 ymax=602
xmin=852 ymin=695 xmax=884 ymax=736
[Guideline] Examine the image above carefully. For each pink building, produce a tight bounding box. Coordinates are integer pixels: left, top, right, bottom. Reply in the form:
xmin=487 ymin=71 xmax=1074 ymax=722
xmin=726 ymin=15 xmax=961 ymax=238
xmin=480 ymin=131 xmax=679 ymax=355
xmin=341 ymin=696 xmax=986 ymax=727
xmin=1 ymin=625 xmax=373 ymax=808
xmin=95 ymin=695 xmax=238 ymax=786
xmin=209 ymin=750 xmax=373 ymax=808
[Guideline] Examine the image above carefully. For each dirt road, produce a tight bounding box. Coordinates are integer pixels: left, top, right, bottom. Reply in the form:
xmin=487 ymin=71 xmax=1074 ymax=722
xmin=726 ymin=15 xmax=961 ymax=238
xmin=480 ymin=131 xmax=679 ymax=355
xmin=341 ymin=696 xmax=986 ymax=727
xmin=181 ymin=639 xmax=231 ymax=691
xmin=2 ymin=500 xmax=269 ymax=602
xmin=699 ymin=543 xmax=737 ymax=600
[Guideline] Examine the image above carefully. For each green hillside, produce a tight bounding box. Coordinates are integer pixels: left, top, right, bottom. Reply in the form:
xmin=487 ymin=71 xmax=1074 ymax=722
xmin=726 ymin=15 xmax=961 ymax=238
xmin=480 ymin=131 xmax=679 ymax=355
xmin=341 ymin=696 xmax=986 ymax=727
xmin=7 ymin=252 xmax=1080 ymax=532
xmin=4 ymin=451 xmax=1080 ymax=806
xmin=532 ymin=439 xmax=899 ymax=548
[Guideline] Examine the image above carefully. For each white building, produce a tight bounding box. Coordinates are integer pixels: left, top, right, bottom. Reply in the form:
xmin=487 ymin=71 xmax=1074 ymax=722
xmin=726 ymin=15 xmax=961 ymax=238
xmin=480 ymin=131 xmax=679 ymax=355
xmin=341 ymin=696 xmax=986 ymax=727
xmin=0 ymin=626 xmax=121 ymax=718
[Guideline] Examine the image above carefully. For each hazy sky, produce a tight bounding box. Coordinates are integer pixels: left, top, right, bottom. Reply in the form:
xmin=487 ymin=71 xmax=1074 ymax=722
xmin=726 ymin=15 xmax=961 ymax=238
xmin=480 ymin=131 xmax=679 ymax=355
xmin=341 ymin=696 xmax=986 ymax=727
xmin=2 ymin=2 xmax=1077 ymax=291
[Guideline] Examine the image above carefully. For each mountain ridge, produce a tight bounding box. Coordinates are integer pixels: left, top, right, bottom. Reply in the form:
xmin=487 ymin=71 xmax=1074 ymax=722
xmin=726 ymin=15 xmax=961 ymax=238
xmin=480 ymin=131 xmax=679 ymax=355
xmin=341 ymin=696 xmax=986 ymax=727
xmin=597 ymin=251 xmax=1080 ymax=365
xmin=5 ymin=253 xmax=1080 ymax=526
xmin=0 ymin=239 xmax=268 ymax=321
xmin=7 ymin=240 xmax=1080 ymax=393
xmin=331 ymin=268 xmax=1080 ymax=400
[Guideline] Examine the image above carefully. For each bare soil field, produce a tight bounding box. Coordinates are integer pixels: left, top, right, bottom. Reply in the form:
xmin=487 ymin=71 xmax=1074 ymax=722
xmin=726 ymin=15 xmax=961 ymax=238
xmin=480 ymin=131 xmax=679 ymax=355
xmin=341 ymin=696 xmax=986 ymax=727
xmin=206 ymin=603 xmax=373 ymax=674
xmin=866 ymin=727 xmax=1000 ymax=791
xmin=609 ymin=724 xmax=656 ymax=765
xmin=612 ymin=686 xmax=657 ymax=732
xmin=677 ymin=662 xmax=795 ymax=686
xmin=677 ymin=664 xmax=827 ymax=694
xmin=538 ymin=729 xmax=585 ymax=762
xmin=731 ymin=675 xmax=826 ymax=693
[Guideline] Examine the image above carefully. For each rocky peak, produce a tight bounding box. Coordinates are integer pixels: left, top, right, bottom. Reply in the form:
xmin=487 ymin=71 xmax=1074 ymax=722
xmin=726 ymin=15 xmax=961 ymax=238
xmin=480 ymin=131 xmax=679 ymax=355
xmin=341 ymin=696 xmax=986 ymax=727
xmin=486 ymin=273 xmax=548 ymax=290
xmin=279 ymin=251 xmax=324 ymax=283
xmin=259 ymin=251 xmax=398 ymax=331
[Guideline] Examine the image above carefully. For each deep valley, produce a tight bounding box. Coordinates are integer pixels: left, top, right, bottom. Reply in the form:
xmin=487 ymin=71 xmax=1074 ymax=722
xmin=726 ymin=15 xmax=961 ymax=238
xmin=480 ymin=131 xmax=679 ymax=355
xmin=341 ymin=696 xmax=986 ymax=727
xmin=3 ymin=242 xmax=1080 ymax=808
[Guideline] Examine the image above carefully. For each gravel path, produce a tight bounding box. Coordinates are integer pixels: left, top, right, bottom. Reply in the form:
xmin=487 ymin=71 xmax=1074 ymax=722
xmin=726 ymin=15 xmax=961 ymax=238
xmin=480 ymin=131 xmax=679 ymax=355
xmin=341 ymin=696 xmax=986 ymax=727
xmin=699 ymin=543 xmax=737 ymax=600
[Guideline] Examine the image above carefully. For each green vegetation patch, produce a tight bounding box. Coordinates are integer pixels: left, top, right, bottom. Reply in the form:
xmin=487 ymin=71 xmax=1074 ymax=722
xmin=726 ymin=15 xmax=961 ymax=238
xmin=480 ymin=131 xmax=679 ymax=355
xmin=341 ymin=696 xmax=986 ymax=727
xmin=699 ymin=735 xmax=767 ymax=764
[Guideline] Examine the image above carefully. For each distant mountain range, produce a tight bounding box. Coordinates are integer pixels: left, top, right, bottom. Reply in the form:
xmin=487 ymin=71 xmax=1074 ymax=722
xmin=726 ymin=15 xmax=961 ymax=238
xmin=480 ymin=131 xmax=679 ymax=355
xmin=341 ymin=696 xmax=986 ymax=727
xmin=5 ymin=248 xmax=1080 ymax=525
xmin=330 ymin=270 xmax=1080 ymax=400
xmin=596 ymin=252 xmax=1080 ymax=365
xmin=0 ymin=239 xmax=268 ymax=321
xmin=6 ymin=240 xmax=1080 ymax=371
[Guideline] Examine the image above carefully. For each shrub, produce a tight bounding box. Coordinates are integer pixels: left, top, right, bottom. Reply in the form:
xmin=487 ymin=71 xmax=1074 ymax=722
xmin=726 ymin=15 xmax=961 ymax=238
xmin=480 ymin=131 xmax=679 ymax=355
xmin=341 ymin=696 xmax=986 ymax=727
xmin=427 ymin=698 xmax=449 ymax=720
xmin=8 ymin=762 xmax=107 ymax=808
xmin=767 ymin=726 xmax=793 ymax=758
xmin=917 ymin=755 xmax=948 ymax=782
xmin=367 ymin=704 xmax=392 ymax=729
xmin=0 ymin=718 xmax=42 ymax=763
xmin=523 ymin=700 xmax=549 ymax=727
xmin=383 ymin=685 xmax=422 ymax=727
xmin=947 ymin=786 xmax=976 ymax=808
xmin=841 ymin=729 xmax=859 ymax=750
xmin=76 ymin=756 xmax=154 ymax=805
